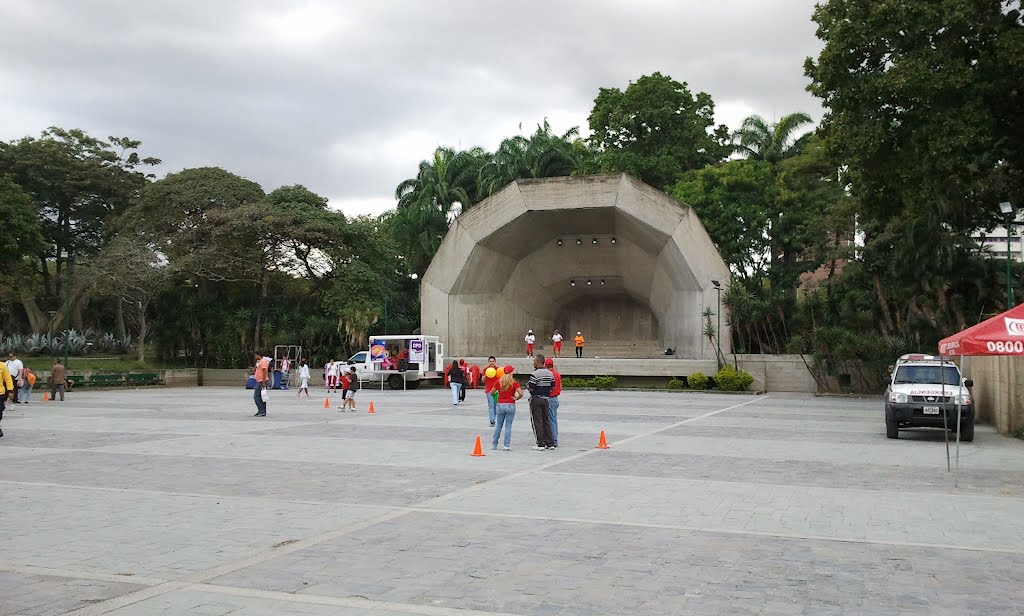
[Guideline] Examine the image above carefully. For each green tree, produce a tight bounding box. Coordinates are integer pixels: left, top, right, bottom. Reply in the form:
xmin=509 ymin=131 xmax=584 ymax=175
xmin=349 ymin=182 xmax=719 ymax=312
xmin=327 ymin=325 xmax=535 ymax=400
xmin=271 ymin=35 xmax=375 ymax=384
xmin=0 ymin=128 xmax=159 ymax=331
xmin=392 ymin=147 xmax=490 ymax=276
xmin=478 ymin=120 xmax=593 ymax=197
xmin=86 ymin=236 xmax=176 ymax=362
xmin=586 ymin=72 xmax=731 ymax=188
xmin=805 ymin=0 xmax=1023 ymax=340
xmin=670 ymin=160 xmax=776 ymax=278
xmin=0 ymin=177 xmax=44 ymax=264
xmin=731 ymin=113 xmax=814 ymax=163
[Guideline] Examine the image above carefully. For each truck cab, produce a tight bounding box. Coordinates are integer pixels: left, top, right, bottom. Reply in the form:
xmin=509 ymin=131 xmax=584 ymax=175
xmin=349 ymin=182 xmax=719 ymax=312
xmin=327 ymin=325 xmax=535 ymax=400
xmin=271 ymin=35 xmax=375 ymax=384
xmin=884 ymin=354 xmax=974 ymax=441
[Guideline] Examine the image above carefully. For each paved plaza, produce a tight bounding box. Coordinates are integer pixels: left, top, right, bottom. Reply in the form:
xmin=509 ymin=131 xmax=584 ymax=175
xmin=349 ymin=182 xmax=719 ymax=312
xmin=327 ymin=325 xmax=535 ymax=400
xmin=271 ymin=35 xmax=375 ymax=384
xmin=1 ymin=387 xmax=1023 ymax=615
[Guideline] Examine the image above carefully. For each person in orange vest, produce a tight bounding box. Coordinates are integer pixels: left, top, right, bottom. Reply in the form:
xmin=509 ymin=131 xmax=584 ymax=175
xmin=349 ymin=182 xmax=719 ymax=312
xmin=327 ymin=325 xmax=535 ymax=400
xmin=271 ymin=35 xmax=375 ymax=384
xmin=574 ymin=331 xmax=585 ymax=358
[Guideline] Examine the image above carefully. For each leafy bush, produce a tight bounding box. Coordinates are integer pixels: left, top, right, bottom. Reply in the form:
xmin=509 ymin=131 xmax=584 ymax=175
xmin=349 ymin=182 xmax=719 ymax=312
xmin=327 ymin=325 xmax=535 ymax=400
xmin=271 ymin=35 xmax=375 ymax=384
xmin=668 ymin=377 xmax=687 ymax=390
xmin=714 ymin=366 xmax=754 ymax=391
xmin=687 ymin=372 xmax=709 ymax=390
xmin=561 ymin=376 xmax=617 ymax=389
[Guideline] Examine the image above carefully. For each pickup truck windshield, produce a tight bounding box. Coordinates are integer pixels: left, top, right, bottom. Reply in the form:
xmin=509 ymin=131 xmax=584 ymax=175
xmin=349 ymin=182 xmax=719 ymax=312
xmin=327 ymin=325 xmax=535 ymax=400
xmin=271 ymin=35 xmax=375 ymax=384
xmin=894 ymin=365 xmax=962 ymax=386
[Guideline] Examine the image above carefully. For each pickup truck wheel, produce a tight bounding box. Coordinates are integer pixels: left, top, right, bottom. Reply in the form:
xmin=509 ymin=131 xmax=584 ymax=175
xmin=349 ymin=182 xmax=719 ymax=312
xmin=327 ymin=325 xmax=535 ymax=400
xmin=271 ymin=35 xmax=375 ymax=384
xmin=387 ymin=374 xmax=405 ymax=390
xmin=885 ymin=413 xmax=898 ymax=439
xmin=958 ymin=421 xmax=974 ymax=442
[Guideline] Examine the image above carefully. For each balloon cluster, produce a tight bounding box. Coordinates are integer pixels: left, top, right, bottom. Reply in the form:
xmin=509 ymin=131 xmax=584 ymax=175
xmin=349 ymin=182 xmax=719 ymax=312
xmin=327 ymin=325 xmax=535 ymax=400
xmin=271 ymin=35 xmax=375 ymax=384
xmin=485 ymin=367 xmax=506 ymax=379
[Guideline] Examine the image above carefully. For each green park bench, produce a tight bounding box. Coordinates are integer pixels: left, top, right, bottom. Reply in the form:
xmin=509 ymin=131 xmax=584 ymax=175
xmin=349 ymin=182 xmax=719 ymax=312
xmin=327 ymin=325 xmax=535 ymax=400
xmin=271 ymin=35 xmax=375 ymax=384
xmin=88 ymin=373 xmax=126 ymax=387
xmin=126 ymin=373 xmax=164 ymax=386
xmin=65 ymin=374 xmax=87 ymax=388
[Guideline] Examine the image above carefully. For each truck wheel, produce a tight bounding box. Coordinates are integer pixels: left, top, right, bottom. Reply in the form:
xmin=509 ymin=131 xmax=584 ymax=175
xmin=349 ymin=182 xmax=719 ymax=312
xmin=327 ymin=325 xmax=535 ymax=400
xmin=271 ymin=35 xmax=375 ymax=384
xmin=959 ymin=421 xmax=974 ymax=443
xmin=885 ymin=412 xmax=898 ymax=439
xmin=387 ymin=374 xmax=405 ymax=390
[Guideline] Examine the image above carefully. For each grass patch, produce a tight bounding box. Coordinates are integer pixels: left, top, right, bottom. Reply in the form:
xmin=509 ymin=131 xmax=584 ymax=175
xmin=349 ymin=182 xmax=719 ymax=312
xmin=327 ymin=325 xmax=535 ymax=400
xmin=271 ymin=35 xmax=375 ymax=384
xmin=1013 ymin=427 xmax=1024 ymax=440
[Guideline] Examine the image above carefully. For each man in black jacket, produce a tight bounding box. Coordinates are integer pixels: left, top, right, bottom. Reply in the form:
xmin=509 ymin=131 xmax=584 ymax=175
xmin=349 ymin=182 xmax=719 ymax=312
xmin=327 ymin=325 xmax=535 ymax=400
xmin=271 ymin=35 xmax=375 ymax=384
xmin=527 ymin=354 xmax=556 ymax=450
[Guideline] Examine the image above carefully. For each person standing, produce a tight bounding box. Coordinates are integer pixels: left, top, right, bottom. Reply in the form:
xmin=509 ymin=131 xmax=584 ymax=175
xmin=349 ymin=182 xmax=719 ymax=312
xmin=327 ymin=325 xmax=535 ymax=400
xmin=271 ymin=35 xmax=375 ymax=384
xmin=0 ymin=360 xmax=12 ymax=437
xmin=544 ymin=357 xmax=562 ymax=447
xmin=574 ymin=331 xmax=585 ymax=358
xmin=328 ymin=359 xmax=341 ymax=393
xmin=551 ymin=331 xmax=563 ymax=358
xmin=447 ymin=360 xmax=466 ymax=406
xmin=483 ymin=356 xmax=499 ymax=426
xmin=6 ymin=353 xmax=24 ymax=404
xmin=252 ymin=353 xmax=270 ymax=417
xmin=280 ymin=357 xmax=291 ymax=390
xmin=297 ymin=358 xmax=311 ymax=397
xmin=337 ymin=368 xmax=350 ymax=411
xmin=491 ymin=365 xmax=523 ymax=450
xmin=343 ymin=366 xmax=359 ymax=411
xmin=527 ymin=354 xmax=556 ymax=450
xmin=524 ymin=330 xmax=536 ymax=357
xmin=49 ymin=360 xmax=67 ymax=402
xmin=21 ymin=368 xmax=36 ymax=403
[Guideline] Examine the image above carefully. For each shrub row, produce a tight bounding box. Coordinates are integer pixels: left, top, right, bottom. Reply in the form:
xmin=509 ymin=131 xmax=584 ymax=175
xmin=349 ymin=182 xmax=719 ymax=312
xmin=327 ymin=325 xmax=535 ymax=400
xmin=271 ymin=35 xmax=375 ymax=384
xmin=561 ymin=376 xmax=618 ymax=390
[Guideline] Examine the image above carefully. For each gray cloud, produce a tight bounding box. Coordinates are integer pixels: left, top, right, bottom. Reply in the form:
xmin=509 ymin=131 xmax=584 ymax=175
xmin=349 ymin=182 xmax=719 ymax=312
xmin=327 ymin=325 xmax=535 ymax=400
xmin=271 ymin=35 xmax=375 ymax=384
xmin=0 ymin=0 xmax=823 ymax=216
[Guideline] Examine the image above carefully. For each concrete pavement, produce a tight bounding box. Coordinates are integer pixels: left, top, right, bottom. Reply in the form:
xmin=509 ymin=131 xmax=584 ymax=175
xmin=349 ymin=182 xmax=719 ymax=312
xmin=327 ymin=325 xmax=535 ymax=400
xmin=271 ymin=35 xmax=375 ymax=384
xmin=1 ymin=387 xmax=1022 ymax=615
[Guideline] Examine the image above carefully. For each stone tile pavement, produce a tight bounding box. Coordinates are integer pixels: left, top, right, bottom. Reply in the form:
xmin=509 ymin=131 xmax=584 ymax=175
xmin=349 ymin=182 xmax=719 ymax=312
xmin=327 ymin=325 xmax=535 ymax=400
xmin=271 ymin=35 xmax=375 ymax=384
xmin=0 ymin=387 xmax=1022 ymax=615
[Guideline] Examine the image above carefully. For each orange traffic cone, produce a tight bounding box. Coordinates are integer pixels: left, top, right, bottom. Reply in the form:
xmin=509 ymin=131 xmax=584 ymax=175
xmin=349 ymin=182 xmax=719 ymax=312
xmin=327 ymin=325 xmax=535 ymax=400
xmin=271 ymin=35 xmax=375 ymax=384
xmin=596 ymin=431 xmax=610 ymax=449
xmin=470 ymin=436 xmax=485 ymax=457
xmin=368 ymin=401 xmax=376 ymax=414
xmin=323 ymin=396 xmax=330 ymax=409
xmin=43 ymin=392 xmax=49 ymax=401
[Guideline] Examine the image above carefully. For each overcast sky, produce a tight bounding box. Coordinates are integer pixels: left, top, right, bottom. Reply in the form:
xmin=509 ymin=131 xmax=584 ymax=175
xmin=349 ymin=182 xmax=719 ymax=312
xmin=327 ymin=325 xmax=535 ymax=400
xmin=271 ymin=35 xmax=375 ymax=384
xmin=0 ymin=0 xmax=823 ymax=217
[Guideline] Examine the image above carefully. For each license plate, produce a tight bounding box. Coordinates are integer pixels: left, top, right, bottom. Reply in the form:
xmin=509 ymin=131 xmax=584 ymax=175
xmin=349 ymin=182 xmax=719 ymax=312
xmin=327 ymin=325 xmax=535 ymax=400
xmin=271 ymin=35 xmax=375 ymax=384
xmin=923 ymin=406 xmax=940 ymax=414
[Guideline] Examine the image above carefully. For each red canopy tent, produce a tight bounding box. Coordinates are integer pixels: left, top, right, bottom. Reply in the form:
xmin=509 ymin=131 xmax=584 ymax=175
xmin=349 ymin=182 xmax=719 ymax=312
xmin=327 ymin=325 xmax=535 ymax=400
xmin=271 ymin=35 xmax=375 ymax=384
xmin=939 ymin=303 xmax=1024 ymax=356
xmin=937 ymin=303 xmax=1024 ymax=485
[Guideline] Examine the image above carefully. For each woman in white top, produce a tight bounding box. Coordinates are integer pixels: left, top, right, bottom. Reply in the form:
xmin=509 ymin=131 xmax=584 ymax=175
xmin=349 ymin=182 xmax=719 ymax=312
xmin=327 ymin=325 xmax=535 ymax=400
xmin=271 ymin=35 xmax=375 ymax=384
xmin=551 ymin=331 xmax=563 ymax=357
xmin=297 ymin=358 xmax=311 ymax=397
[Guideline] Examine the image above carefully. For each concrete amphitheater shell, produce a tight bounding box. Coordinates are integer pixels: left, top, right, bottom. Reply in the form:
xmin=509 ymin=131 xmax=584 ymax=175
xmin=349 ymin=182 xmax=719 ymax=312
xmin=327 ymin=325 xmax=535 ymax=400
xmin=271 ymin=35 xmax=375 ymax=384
xmin=420 ymin=174 xmax=731 ymax=359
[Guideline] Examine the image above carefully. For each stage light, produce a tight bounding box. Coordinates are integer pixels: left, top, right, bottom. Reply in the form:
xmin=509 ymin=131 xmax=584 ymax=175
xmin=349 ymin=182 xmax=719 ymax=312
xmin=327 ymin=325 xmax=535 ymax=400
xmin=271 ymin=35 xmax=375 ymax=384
xmin=576 ymin=238 xmax=582 ymax=245
xmin=587 ymin=280 xmax=592 ymax=285
xmin=557 ymin=238 xmax=563 ymax=246
xmin=610 ymin=237 xmax=617 ymax=244
xmin=592 ymin=238 xmax=598 ymax=244
xmin=570 ymin=279 xmax=576 ymax=286
xmin=600 ymin=279 xmax=606 ymax=285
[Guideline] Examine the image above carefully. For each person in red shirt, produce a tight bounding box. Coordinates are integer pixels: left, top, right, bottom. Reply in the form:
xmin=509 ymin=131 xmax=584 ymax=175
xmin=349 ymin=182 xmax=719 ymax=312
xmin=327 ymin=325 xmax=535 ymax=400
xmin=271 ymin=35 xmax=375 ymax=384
xmin=491 ymin=365 xmax=523 ymax=450
xmin=252 ymin=353 xmax=270 ymax=417
xmin=337 ymin=370 xmax=351 ymax=411
xmin=544 ymin=357 xmax=562 ymax=447
xmin=483 ymin=356 xmax=499 ymax=426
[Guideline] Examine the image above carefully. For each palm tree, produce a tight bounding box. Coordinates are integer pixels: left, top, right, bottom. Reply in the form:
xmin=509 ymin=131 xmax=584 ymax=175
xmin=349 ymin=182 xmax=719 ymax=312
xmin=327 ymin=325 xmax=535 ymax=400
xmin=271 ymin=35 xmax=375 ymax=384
xmin=391 ymin=147 xmax=490 ymax=276
xmin=732 ymin=113 xmax=814 ymax=163
xmin=478 ymin=120 xmax=593 ymax=197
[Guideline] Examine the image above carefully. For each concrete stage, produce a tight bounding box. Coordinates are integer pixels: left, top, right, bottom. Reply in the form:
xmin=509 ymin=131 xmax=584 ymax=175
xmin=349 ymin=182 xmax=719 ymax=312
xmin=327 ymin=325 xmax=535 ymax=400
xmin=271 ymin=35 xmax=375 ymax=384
xmin=458 ymin=356 xmax=718 ymax=380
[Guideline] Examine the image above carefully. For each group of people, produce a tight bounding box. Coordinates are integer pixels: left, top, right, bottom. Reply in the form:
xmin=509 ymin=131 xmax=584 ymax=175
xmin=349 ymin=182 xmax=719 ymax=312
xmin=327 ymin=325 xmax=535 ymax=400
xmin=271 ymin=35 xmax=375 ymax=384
xmin=447 ymin=353 xmax=562 ymax=451
xmin=526 ymin=330 xmax=585 ymax=358
xmin=0 ymin=354 xmax=69 ymax=439
xmin=251 ymin=355 xmax=359 ymax=416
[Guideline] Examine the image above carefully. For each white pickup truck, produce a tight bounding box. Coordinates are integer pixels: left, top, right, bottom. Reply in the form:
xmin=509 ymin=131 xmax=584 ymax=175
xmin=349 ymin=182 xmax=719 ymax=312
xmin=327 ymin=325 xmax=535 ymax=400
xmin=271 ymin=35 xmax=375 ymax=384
xmin=345 ymin=334 xmax=445 ymax=390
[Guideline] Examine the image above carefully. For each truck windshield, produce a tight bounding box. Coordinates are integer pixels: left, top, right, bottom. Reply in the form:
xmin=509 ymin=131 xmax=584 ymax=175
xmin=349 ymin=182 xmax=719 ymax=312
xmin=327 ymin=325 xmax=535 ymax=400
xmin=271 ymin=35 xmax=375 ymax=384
xmin=894 ymin=366 xmax=962 ymax=386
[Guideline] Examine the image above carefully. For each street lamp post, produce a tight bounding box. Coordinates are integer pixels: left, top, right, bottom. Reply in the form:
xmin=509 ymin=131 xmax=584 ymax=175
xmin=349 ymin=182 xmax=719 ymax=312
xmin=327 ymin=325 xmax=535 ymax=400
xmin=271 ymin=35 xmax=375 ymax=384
xmin=711 ymin=280 xmax=723 ymax=367
xmin=60 ymin=250 xmax=74 ymax=368
xmin=1000 ymin=202 xmax=1016 ymax=309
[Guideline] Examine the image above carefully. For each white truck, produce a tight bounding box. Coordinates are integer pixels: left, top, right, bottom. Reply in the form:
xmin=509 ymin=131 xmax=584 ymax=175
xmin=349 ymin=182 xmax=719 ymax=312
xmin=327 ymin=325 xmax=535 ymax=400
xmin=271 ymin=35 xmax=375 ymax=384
xmin=345 ymin=334 xmax=445 ymax=390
